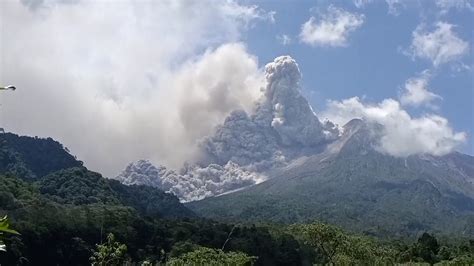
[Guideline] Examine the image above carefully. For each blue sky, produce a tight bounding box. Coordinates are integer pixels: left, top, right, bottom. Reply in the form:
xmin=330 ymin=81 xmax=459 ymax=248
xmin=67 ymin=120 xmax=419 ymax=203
xmin=242 ymin=0 xmax=473 ymax=154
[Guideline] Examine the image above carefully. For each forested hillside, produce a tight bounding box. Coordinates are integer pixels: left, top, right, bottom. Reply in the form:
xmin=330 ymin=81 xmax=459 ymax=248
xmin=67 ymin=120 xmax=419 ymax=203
xmin=0 ymin=133 xmax=473 ymax=265
xmin=189 ymin=120 xmax=474 ymax=238
xmin=0 ymin=172 xmax=310 ymax=265
xmin=0 ymin=133 xmax=83 ymax=179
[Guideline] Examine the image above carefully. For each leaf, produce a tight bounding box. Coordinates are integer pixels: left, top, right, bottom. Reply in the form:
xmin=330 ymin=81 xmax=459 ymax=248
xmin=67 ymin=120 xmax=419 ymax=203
xmin=0 ymin=216 xmax=20 ymax=235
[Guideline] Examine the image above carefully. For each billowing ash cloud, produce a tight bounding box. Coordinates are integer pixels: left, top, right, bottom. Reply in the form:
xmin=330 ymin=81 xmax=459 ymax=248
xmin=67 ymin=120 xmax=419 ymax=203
xmin=200 ymin=110 xmax=281 ymax=168
xmin=264 ymin=56 xmax=339 ymax=146
xmin=115 ymin=160 xmax=265 ymax=202
xmin=116 ymin=56 xmax=340 ymax=201
xmin=201 ymin=56 xmax=339 ymax=169
xmin=116 ymin=55 xmax=467 ymax=202
xmin=0 ymin=0 xmax=271 ymax=176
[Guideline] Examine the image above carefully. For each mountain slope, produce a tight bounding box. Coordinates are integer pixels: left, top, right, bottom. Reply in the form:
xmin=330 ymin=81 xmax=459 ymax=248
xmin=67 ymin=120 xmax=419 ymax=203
xmin=0 ymin=132 xmax=195 ymax=219
xmin=112 ymin=56 xmax=473 ymax=237
xmin=0 ymin=133 xmax=83 ymax=179
xmin=188 ymin=120 xmax=474 ymax=237
xmin=37 ymin=167 xmax=196 ymax=219
xmin=0 ymin=172 xmax=305 ymax=265
xmin=0 ymin=134 xmax=306 ymax=265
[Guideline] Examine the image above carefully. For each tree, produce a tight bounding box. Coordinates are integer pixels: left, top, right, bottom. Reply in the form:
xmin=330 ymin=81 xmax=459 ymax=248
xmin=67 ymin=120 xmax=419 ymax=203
xmin=437 ymin=255 xmax=474 ymax=265
xmin=167 ymin=247 xmax=257 ymax=266
xmin=90 ymin=233 xmax=128 ymax=266
xmin=0 ymin=215 xmax=20 ymax=251
xmin=417 ymin=232 xmax=440 ymax=264
xmin=169 ymin=240 xmax=199 ymax=259
xmin=290 ymin=222 xmax=395 ymax=264
xmin=290 ymin=222 xmax=347 ymax=264
xmin=438 ymin=246 xmax=451 ymax=261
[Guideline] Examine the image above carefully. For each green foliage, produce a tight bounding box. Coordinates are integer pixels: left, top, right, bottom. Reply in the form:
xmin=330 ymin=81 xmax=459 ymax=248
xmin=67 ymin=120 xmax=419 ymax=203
xmin=0 ymin=174 xmax=38 ymax=210
xmin=167 ymin=247 xmax=257 ymax=266
xmin=38 ymin=167 xmax=120 ymax=205
xmin=0 ymin=216 xmax=19 ymax=236
xmin=435 ymin=255 xmax=474 ymax=265
xmin=169 ymin=240 xmax=199 ymax=259
xmin=0 ymin=133 xmax=472 ymax=265
xmin=36 ymin=167 xmax=195 ymax=218
xmin=1 ymin=171 xmax=472 ymax=265
xmin=417 ymin=232 xmax=440 ymax=264
xmin=90 ymin=233 xmax=128 ymax=266
xmin=290 ymin=222 xmax=396 ymax=264
xmin=290 ymin=222 xmax=345 ymax=264
xmin=108 ymin=180 xmax=196 ymax=218
xmin=0 ymin=133 xmax=82 ymax=179
xmin=395 ymin=233 xmax=474 ymax=265
xmin=0 ymin=172 xmax=307 ymax=265
xmin=0 ymin=215 xmax=20 ymax=251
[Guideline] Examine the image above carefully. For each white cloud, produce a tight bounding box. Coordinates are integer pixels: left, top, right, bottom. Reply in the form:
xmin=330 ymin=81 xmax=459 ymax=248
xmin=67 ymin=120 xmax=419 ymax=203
xmin=354 ymin=0 xmax=373 ymax=8
xmin=276 ymin=34 xmax=292 ymax=45
xmin=0 ymin=0 xmax=271 ymax=176
xmin=450 ymin=62 xmax=472 ymax=73
xmin=399 ymin=71 xmax=442 ymax=107
xmin=385 ymin=0 xmax=405 ymax=15
xmin=436 ymin=0 xmax=474 ymax=13
xmin=408 ymin=22 xmax=469 ymax=66
xmin=299 ymin=6 xmax=364 ymax=47
xmin=218 ymin=1 xmax=276 ymax=25
xmin=382 ymin=0 xmax=473 ymax=16
xmin=322 ymin=97 xmax=466 ymax=157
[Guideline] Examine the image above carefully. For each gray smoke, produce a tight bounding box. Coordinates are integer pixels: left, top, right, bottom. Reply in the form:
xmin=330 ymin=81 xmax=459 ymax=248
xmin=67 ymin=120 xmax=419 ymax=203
xmin=201 ymin=56 xmax=340 ymax=170
xmin=116 ymin=55 xmax=466 ymax=202
xmin=115 ymin=160 xmax=265 ymax=202
xmin=0 ymin=1 xmax=269 ymax=177
xmin=263 ymin=56 xmax=338 ymax=146
xmin=115 ymin=56 xmax=340 ymax=201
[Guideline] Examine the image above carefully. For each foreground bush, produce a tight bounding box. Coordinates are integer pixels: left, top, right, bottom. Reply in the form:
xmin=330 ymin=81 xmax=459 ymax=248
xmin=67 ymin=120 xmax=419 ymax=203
xmin=167 ymin=247 xmax=257 ymax=266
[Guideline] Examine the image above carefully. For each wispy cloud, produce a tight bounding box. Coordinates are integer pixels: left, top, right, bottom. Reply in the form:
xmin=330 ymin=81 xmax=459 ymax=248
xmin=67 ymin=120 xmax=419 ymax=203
xmin=353 ymin=0 xmax=373 ymax=9
xmin=385 ymin=0 xmax=406 ymax=15
xmin=436 ymin=0 xmax=474 ymax=14
xmin=399 ymin=71 xmax=442 ymax=108
xmin=299 ymin=6 xmax=364 ymax=47
xmin=276 ymin=34 xmax=292 ymax=45
xmin=407 ymin=22 xmax=469 ymax=67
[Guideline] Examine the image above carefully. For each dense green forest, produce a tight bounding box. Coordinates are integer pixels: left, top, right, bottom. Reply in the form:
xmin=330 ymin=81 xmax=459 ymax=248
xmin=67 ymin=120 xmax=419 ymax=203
xmin=0 ymin=133 xmax=473 ymax=265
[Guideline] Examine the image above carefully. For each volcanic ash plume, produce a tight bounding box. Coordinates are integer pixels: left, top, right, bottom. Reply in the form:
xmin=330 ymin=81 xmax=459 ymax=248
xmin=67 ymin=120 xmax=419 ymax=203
xmin=263 ymin=56 xmax=339 ymax=146
xmin=116 ymin=56 xmax=341 ymax=202
xmin=202 ymin=56 xmax=339 ymax=169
